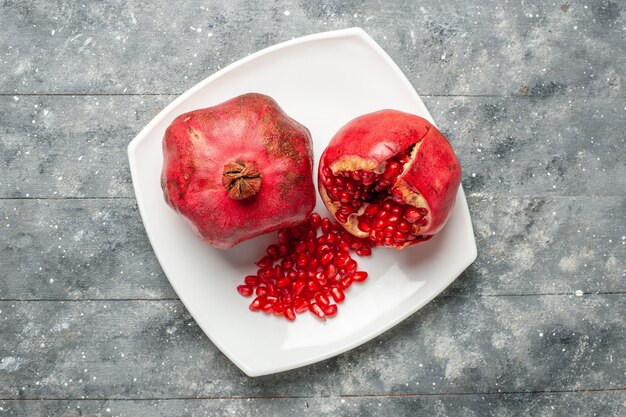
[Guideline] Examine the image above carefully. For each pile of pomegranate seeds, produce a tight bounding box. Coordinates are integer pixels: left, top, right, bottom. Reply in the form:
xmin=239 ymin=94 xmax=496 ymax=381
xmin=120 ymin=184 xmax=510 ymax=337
xmin=320 ymin=145 xmax=430 ymax=246
xmin=236 ymin=213 xmax=372 ymax=321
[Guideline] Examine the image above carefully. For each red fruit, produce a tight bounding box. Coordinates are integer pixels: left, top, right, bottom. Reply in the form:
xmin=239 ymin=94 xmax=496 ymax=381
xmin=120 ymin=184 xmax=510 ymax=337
xmin=244 ymin=275 xmax=259 ymax=286
xmin=294 ymin=299 xmax=310 ymax=314
xmin=161 ymin=93 xmax=316 ymax=249
xmin=237 ymin=285 xmax=253 ymax=297
xmin=356 ymin=247 xmax=372 ymax=256
xmin=236 ymin=213 xmax=372 ymax=322
xmin=330 ymin=287 xmax=345 ymax=303
xmin=323 ymin=304 xmax=338 ymax=317
xmin=318 ymin=110 xmax=461 ymax=248
xmin=309 ymin=303 xmax=326 ymax=320
xmin=249 ymin=297 xmax=262 ymax=312
xmin=315 ymin=293 xmax=330 ymax=307
xmin=284 ymin=307 xmax=296 ymax=321
xmin=353 ymin=271 xmax=368 ymax=283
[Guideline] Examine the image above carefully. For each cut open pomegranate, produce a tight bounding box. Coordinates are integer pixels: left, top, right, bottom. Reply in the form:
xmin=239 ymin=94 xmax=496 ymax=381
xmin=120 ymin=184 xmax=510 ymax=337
xmin=318 ymin=110 xmax=461 ymax=248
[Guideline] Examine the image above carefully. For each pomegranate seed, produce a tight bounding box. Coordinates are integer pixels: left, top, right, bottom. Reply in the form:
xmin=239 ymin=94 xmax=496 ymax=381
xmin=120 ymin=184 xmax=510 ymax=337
xmin=393 ymin=230 xmax=406 ymax=241
xmin=384 ymin=161 xmax=401 ymax=178
xmin=306 ymin=279 xmax=320 ymax=292
xmin=321 ymin=218 xmax=332 ymax=233
xmin=261 ymin=300 xmax=274 ymax=314
xmin=330 ymin=287 xmax=345 ymax=303
xmin=404 ymin=207 xmax=421 ymax=223
xmin=244 ymin=275 xmax=258 ymax=286
xmin=356 ymin=247 xmax=372 ymax=256
xmin=290 ymin=226 xmax=303 ymax=239
xmin=278 ymin=244 xmax=289 ymax=257
xmin=353 ymin=271 xmax=368 ymax=282
xmin=391 ymin=186 xmax=403 ymax=199
xmin=258 ymin=267 xmax=272 ymax=279
xmin=284 ymin=307 xmax=296 ymax=321
xmin=294 ymin=299 xmax=309 ymax=314
xmin=274 ymin=265 xmax=283 ymax=279
xmin=309 ymin=212 xmax=321 ymax=229
xmin=237 ymin=285 xmax=253 ymax=297
xmin=316 ymin=271 xmax=327 ymax=286
xmin=324 ymin=263 xmax=338 ymax=280
xmin=364 ymin=205 xmax=379 ymax=217
xmin=255 ymin=286 xmax=267 ymax=297
xmin=345 ymin=259 xmax=357 ymax=274
xmin=336 ymin=211 xmax=348 ymax=223
xmin=294 ymin=241 xmax=307 ymax=253
xmin=272 ymin=301 xmax=286 ymax=315
xmin=309 ymin=303 xmax=326 ymax=320
xmin=281 ymin=259 xmax=294 ymax=270
xmin=308 ymin=258 xmax=319 ymax=270
xmin=278 ymin=229 xmax=291 ymax=245
xmin=323 ymin=304 xmax=338 ymax=317
xmin=340 ymin=274 xmax=353 ymax=288
xmin=320 ymin=252 xmax=334 ymax=266
xmin=316 ymin=244 xmax=332 ymax=255
xmin=357 ymin=220 xmax=371 ymax=233
xmin=249 ymin=297 xmax=262 ymax=311
xmin=315 ymin=293 xmax=330 ymax=307
xmin=296 ymin=252 xmax=308 ymax=267
xmin=277 ymin=277 xmax=290 ymax=288
xmin=291 ymin=280 xmax=305 ymax=295
xmin=282 ymin=293 xmax=293 ymax=305
xmin=256 ymin=255 xmax=272 ymax=268
xmin=267 ymin=244 xmax=279 ymax=260
xmin=335 ymin=251 xmax=350 ymax=267
xmin=416 ymin=217 xmax=429 ymax=227
xmin=397 ymin=220 xmax=410 ymax=232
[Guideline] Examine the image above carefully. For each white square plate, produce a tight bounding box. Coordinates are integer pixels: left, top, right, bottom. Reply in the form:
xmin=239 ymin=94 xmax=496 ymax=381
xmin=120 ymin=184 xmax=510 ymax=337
xmin=128 ymin=28 xmax=477 ymax=376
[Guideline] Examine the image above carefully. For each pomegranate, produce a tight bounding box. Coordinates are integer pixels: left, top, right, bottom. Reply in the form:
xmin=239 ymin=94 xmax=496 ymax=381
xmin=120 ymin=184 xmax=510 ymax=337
xmin=237 ymin=213 xmax=372 ymax=321
xmin=318 ymin=110 xmax=461 ymax=248
xmin=161 ymin=93 xmax=316 ymax=249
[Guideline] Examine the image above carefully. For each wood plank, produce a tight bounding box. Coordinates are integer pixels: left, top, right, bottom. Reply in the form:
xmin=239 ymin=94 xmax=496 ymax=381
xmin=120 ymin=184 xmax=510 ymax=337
xmin=0 ymin=1 xmax=623 ymax=96
xmin=0 ymin=295 xmax=622 ymax=398
xmin=1 ymin=95 xmax=624 ymax=199
xmin=0 ymin=198 xmax=173 ymax=300
xmin=450 ymin=195 xmax=626 ymax=296
xmin=1 ymin=196 xmax=624 ymax=301
xmin=0 ymin=95 xmax=171 ymax=199
xmin=1 ymin=391 xmax=624 ymax=417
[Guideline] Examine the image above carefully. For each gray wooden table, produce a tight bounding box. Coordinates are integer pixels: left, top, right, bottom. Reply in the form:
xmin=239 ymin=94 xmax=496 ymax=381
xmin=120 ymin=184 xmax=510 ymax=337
xmin=1 ymin=1 xmax=624 ymax=416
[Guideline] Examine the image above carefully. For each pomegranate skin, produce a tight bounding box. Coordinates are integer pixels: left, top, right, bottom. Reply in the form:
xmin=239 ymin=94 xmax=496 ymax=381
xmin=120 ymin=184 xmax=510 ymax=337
xmin=161 ymin=93 xmax=316 ymax=249
xmin=319 ymin=110 xmax=461 ymax=247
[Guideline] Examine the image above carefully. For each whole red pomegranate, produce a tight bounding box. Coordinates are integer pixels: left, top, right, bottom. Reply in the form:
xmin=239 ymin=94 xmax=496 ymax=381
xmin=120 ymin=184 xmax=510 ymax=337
xmin=318 ymin=110 xmax=461 ymax=248
xmin=161 ymin=93 xmax=316 ymax=249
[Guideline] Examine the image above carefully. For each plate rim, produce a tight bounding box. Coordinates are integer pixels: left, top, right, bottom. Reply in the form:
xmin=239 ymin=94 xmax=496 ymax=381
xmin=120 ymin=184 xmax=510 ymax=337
xmin=127 ymin=27 xmax=478 ymax=377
